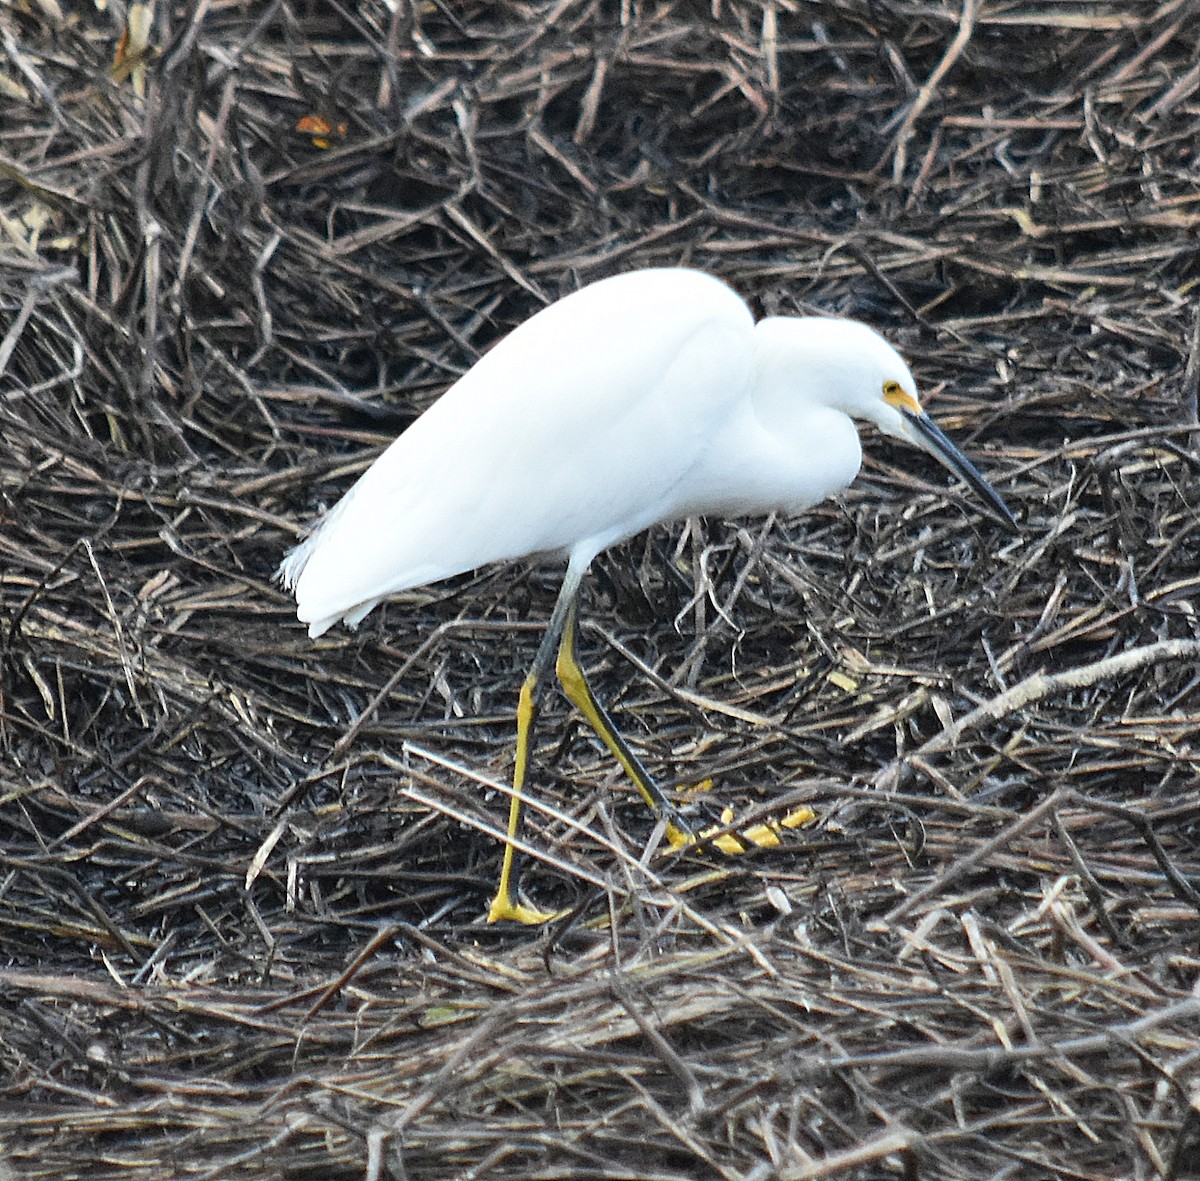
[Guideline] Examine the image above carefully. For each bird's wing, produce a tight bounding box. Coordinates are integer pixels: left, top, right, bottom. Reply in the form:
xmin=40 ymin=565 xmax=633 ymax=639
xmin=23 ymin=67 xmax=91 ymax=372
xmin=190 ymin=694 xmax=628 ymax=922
xmin=286 ymin=269 xmax=755 ymax=632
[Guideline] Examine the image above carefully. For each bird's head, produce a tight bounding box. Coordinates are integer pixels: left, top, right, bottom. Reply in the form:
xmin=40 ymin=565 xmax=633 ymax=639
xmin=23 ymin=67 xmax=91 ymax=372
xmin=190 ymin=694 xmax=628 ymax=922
xmin=754 ymin=316 xmax=1017 ymax=531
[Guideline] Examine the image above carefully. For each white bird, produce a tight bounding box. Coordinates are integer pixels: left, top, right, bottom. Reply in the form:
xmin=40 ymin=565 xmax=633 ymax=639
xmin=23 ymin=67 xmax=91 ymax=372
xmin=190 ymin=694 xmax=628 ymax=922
xmin=280 ymin=267 xmax=1015 ymax=924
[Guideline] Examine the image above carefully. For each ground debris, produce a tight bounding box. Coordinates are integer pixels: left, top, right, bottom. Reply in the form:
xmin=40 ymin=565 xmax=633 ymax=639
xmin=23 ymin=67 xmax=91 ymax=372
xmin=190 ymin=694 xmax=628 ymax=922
xmin=1 ymin=2 xmax=1198 ymax=1178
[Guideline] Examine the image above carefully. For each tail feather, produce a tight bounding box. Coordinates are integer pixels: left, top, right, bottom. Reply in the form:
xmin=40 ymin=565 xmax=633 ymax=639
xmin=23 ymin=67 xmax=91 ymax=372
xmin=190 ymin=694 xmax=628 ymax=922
xmin=276 ymin=534 xmax=315 ymax=592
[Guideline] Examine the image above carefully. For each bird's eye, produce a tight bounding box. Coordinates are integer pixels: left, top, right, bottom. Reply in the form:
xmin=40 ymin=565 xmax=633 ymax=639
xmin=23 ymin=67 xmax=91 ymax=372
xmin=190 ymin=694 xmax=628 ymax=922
xmin=882 ymin=381 xmax=918 ymax=414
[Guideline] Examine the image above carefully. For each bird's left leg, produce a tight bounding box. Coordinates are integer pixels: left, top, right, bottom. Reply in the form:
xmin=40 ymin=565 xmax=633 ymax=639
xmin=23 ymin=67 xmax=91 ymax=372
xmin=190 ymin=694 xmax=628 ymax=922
xmin=554 ymin=598 xmax=697 ymax=848
xmin=556 ymin=601 xmax=817 ymax=855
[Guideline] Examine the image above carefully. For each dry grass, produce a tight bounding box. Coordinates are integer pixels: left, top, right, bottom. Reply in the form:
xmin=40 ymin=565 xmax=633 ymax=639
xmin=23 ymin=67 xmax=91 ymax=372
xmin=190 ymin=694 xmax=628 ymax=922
xmin=1 ymin=1 xmax=1199 ymax=1178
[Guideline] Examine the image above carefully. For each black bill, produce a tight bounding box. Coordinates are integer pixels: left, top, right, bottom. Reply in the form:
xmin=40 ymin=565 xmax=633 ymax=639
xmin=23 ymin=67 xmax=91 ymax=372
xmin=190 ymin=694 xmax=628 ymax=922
xmin=906 ymin=409 xmax=1018 ymax=533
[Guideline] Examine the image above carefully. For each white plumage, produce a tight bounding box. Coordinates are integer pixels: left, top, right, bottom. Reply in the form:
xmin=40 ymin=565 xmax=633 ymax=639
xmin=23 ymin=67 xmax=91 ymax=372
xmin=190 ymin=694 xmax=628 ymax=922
xmin=281 ymin=268 xmax=1009 ymax=636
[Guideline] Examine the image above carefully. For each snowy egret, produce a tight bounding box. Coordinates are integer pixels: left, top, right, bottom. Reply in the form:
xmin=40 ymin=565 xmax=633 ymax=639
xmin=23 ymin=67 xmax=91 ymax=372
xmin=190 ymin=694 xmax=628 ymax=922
xmin=280 ymin=267 xmax=1016 ymax=923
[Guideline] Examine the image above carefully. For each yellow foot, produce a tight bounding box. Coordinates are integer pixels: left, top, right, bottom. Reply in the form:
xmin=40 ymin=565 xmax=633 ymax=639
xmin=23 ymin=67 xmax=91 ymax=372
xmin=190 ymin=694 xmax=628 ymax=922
xmin=486 ymin=891 xmax=563 ymax=925
xmin=666 ymin=809 xmax=747 ymax=854
xmin=668 ymin=803 xmax=818 ymax=856
xmin=741 ymin=805 xmax=818 ymax=848
xmin=666 ymin=821 xmax=697 ymax=850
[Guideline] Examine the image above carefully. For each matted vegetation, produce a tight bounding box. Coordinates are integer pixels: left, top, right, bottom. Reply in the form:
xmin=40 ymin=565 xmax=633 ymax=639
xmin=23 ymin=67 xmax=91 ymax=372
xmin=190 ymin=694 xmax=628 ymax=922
xmin=1 ymin=1 xmax=1199 ymax=1177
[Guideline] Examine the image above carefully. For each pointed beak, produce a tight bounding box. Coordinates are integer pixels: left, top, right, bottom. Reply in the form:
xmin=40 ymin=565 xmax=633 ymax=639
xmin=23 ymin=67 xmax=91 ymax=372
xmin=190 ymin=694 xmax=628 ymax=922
xmin=904 ymin=408 xmax=1018 ymax=533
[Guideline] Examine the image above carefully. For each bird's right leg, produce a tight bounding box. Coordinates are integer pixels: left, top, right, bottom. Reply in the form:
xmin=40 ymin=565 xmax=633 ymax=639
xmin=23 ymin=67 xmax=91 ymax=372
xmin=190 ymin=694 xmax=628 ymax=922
xmin=487 ymin=562 xmax=587 ymax=925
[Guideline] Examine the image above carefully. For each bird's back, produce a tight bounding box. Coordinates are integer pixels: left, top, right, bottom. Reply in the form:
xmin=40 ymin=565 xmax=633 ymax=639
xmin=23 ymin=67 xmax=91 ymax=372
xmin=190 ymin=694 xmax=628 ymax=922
xmin=281 ymin=269 xmax=756 ymax=636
